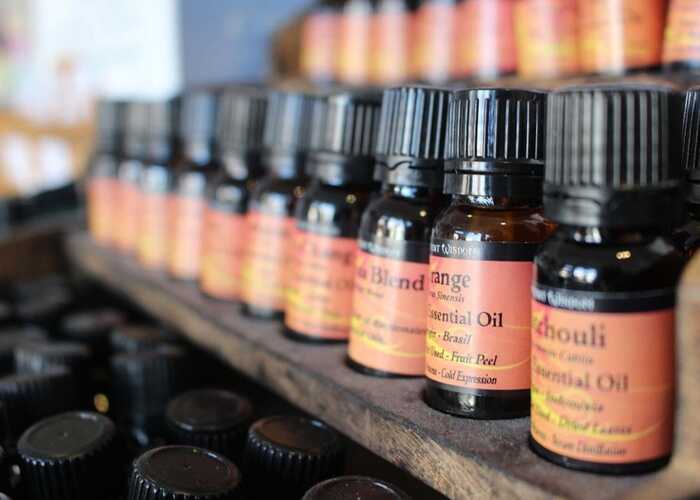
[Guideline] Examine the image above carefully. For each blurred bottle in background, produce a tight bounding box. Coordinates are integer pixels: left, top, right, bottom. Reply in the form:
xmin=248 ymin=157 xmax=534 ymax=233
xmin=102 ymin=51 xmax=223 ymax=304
xmin=337 ymin=0 xmax=373 ymax=85
xmin=370 ymin=0 xmax=415 ymax=85
xmin=413 ymin=0 xmax=456 ymax=83
xmin=300 ymin=0 xmax=343 ymax=84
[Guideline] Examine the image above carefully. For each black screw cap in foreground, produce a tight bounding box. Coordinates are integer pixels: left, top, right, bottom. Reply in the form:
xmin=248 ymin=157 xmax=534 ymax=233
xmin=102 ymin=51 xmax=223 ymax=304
xmin=18 ymin=411 xmax=121 ymax=500
xmin=244 ymin=416 xmax=344 ymax=499
xmin=15 ymin=341 xmax=91 ymax=375
xmin=110 ymin=325 xmax=177 ymax=353
xmin=165 ymin=389 xmax=253 ymax=460
xmin=0 ymin=326 xmax=46 ymax=374
xmin=128 ymin=445 xmax=241 ymax=500
xmin=302 ymin=476 xmax=412 ymax=500
xmin=60 ymin=308 xmax=126 ymax=356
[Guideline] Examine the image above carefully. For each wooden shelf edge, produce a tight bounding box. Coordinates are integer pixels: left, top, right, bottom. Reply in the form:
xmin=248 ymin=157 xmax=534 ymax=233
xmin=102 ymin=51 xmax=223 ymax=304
xmin=65 ymin=232 xmax=699 ymax=500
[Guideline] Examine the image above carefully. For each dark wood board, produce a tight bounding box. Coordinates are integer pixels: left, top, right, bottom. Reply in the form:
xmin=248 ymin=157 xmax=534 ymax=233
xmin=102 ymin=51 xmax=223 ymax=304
xmin=65 ymin=232 xmax=700 ymax=500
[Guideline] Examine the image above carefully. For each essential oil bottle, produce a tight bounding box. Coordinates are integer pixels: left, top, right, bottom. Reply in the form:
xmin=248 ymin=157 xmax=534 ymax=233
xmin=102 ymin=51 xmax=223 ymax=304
xmin=413 ymin=0 xmax=456 ymax=83
xmin=284 ymin=90 xmax=382 ymax=343
xmin=337 ymin=0 xmax=373 ymax=85
xmin=137 ymin=98 xmax=181 ymax=271
xmin=347 ymin=86 xmax=450 ymax=376
xmin=530 ymin=85 xmax=686 ymax=474
xmin=663 ymin=0 xmax=700 ymax=72
xmin=114 ymin=101 xmax=149 ymax=254
xmin=424 ymin=89 xmax=552 ymax=417
xmin=168 ymin=90 xmax=220 ymax=281
xmin=86 ymin=99 xmax=123 ymax=246
xmin=301 ymin=0 xmax=343 ymax=84
xmin=200 ymin=87 xmax=268 ymax=301
xmin=675 ymin=86 xmax=700 ymax=258
xmin=370 ymin=0 xmax=414 ymax=85
xmin=240 ymin=90 xmax=314 ymax=319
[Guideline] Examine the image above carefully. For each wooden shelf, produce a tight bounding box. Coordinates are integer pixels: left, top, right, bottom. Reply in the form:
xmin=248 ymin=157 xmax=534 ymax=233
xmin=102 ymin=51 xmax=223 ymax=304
xmin=65 ymin=231 xmax=700 ymax=500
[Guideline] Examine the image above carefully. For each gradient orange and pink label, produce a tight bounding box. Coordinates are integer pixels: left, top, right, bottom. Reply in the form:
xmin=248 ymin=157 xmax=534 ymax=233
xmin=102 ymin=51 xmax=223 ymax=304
xmin=87 ymin=177 xmax=119 ymax=246
xmin=285 ymin=229 xmax=357 ymax=340
xmin=114 ymin=181 xmax=142 ymax=254
xmin=349 ymin=248 xmax=428 ymax=375
xmin=663 ymin=0 xmax=700 ymax=64
xmin=426 ymin=254 xmax=534 ymax=390
xmin=531 ymin=299 xmax=674 ymax=464
xmin=168 ymin=197 xmax=206 ymax=280
xmin=137 ymin=193 xmax=171 ymax=270
xmin=200 ymin=208 xmax=247 ymax=301
xmin=240 ymin=212 xmax=296 ymax=312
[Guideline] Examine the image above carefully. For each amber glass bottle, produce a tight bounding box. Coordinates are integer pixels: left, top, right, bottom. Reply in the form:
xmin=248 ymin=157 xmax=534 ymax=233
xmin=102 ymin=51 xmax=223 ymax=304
xmin=167 ymin=90 xmax=220 ymax=281
xmin=137 ymin=98 xmax=181 ymax=271
xmin=370 ymin=0 xmax=413 ymax=85
xmin=675 ymin=86 xmax=700 ymax=258
xmin=285 ymin=90 xmax=382 ymax=343
xmin=337 ymin=0 xmax=373 ymax=85
xmin=301 ymin=0 xmax=343 ymax=84
xmin=113 ymin=102 xmax=149 ymax=254
xmin=240 ymin=90 xmax=315 ymax=319
xmin=200 ymin=87 xmax=268 ymax=301
xmin=413 ymin=0 xmax=456 ymax=83
xmin=531 ymin=85 xmax=685 ymax=474
xmin=424 ymin=89 xmax=553 ymax=418
xmin=663 ymin=0 xmax=700 ymax=71
xmin=86 ymin=100 xmax=123 ymax=246
xmin=347 ymin=86 xmax=450 ymax=376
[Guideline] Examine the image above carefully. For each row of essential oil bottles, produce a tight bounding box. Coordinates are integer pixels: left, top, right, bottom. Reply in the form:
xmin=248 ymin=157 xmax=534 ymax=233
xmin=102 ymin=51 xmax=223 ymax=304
xmin=86 ymin=81 xmax=700 ymax=476
xmin=301 ymin=0 xmax=700 ymax=85
xmin=0 ymin=279 xmax=415 ymax=500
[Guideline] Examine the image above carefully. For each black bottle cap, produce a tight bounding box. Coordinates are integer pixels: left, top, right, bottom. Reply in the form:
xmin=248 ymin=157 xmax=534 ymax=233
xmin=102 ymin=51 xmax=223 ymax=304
xmin=180 ymin=90 xmax=219 ymax=165
xmin=18 ymin=411 xmax=120 ymax=500
xmin=0 ymin=325 xmax=46 ymax=374
xmin=302 ymin=476 xmax=412 ymax=500
xmin=165 ymin=389 xmax=253 ymax=459
xmin=110 ymin=325 xmax=176 ymax=352
xmin=310 ymin=90 xmax=383 ymax=185
xmin=129 ymin=445 xmax=241 ymax=500
xmin=110 ymin=346 xmax=190 ymax=425
xmin=60 ymin=308 xmax=126 ymax=359
xmin=682 ymin=87 xmax=700 ymax=206
xmin=444 ymin=88 xmax=547 ymax=198
xmin=15 ymin=341 xmax=91 ymax=375
xmin=146 ymin=99 xmax=178 ymax=163
xmin=375 ymin=86 xmax=451 ymax=189
xmin=94 ymin=100 xmax=123 ymax=154
xmin=123 ymin=101 xmax=150 ymax=158
xmin=263 ymin=90 xmax=316 ymax=174
xmin=0 ymin=369 xmax=77 ymax=440
xmin=244 ymin=416 xmax=344 ymax=498
xmin=13 ymin=282 xmax=73 ymax=325
xmin=545 ymin=84 xmax=684 ymax=228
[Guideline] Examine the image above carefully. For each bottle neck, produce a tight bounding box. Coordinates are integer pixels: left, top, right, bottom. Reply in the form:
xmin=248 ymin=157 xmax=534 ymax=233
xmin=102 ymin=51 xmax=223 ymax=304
xmin=453 ymin=194 xmax=542 ymax=210
xmin=557 ymin=225 xmax=665 ymax=245
xmin=382 ymin=183 xmax=441 ymax=200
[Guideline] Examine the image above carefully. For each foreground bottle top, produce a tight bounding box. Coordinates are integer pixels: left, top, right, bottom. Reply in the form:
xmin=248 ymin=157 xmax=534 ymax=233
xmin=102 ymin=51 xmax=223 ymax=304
xmin=544 ymin=84 xmax=684 ymax=227
xmin=302 ymin=475 xmax=412 ymax=500
xmin=217 ymin=86 xmax=268 ymax=153
xmin=682 ymin=87 xmax=700 ymax=205
xmin=263 ymin=90 xmax=316 ymax=154
xmin=318 ymin=90 xmax=382 ymax=160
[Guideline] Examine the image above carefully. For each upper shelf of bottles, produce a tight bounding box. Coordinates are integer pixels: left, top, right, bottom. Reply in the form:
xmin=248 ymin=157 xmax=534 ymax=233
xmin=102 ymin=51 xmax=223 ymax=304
xmin=64 ymin=231 xmax=700 ymax=500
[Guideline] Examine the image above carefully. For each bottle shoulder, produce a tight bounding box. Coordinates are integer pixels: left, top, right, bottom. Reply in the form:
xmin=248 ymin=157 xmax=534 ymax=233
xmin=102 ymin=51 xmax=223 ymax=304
xmin=359 ymin=192 xmax=445 ymax=243
xmin=296 ymin=183 xmax=373 ymax=237
xmin=535 ymin=230 xmax=686 ymax=292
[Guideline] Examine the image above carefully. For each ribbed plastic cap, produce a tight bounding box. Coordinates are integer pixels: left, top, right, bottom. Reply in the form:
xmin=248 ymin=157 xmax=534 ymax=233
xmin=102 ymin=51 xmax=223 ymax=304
xmin=94 ymin=100 xmax=123 ymax=153
xmin=165 ymin=389 xmax=253 ymax=459
xmin=110 ymin=346 xmax=190 ymax=423
xmin=374 ymin=86 xmax=451 ymax=188
xmin=309 ymin=94 xmax=330 ymax=154
xmin=0 ymin=325 xmax=47 ymax=374
xmin=0 ymin=369 xmax=77 ymax=440
xmin=18 ymin=412 xmax=120 ymax=500
xmin=217 ymin=87 xmax=268 ymax=152
xmin=322 ymin=91 xmax=382 ymax=158
xmin=545 ymin=84 xmax=684 ymax=227
xmin=302 ymin=476 xmax=411 ymax=500
xmin=124 ymin=101 xmax=150 ymax=158
xmin=15 ymin=341 xmax=91 ymax=375
xmin=128 ymin=446 xmax=241 ymax=500
xmin=263 ymin=90 xmax=315 ymax=154
xmin=110 ymin=325 xmax=177 ymax=353
xmin=60 ymin=308 xmax=126 ymax=359
xmin=682 ymin=87 xmax=700 ymax=205
xmin=244 ymin=416 xmax=344 ymax=498
xmin=180 ymin=90 xmax=219 ymax=141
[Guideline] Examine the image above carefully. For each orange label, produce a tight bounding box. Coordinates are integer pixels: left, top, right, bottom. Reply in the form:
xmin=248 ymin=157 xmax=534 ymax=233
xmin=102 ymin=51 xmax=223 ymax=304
xmin=137 ymin=192 xmax=171 ymax=270
xmin=663 ymin=0 xmax=700 ymax=64
xmin=425 ymin=240 xmax=536 ymax=391
xmin=414 ymin=1 xmax=455 ymax=82
xmin=453 ymin=0 xmax=517 ymax=79
xmin=285 ymin=229 xmax=357 ymax=340
xmin=514 ymin=0 xmax=579 ymax=79
xmin=168 ymin=196 xmax=206 ymax=280
xmin=337 ymin=4 xmax=372 ymax=85
xmin=200 ymin=208 xmax=247 ymax=301
xmin=114 ymin=182 xmax=142 ymax=254
xmin=301 ymin=12 xmax=339 ymax=82
xmin=86 ymin=177 xmax=118 ymax=246
xmin=348 ymin=241 xmax=429 ymax=375
xmin=370 ymin=7 xmax=410 ymax=84
xmin=578 ymin=0 xmax=666 ymax=73
xmin=240 ymin=211 xmax=296 ymax=312
xmin=531 ymin=289 xmax=675 ymax=464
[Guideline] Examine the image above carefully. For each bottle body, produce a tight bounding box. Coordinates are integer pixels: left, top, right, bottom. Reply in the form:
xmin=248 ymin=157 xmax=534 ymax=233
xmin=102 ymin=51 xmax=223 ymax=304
xmin=200 ymin=173 xmax=252 ymax=301
xmin=285 ymin=180 xmax=372 ymax=342
xmin=241 ymin=173 xmax=306 ymax=319
xmin=86 ymin=152 xmax=120 ymax=246
xmin=348 ymin=185 xmax=444 ymax=376
xmin=424 ymin=196 xmax=554 ymax=418
xmin=530 ymin=226 xmax=684 ymax=473
xmin=138 ymin=162 xmax=176 ymax=270
xmin=114 ymin=157 xmax=144 ymax=254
